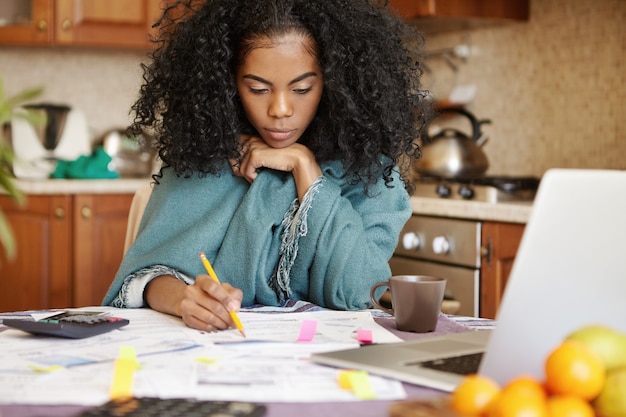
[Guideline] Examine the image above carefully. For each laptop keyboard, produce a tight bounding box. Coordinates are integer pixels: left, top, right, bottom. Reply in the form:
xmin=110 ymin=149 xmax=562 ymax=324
xmin=416 ymin=352 xmax=484 ymax=375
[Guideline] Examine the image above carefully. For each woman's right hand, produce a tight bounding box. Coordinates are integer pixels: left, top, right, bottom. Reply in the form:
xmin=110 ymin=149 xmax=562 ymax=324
xmin=179 ymin=274 xmax=244 ymax=331
xmin=145 ymin=274 xmax=243 ymax=332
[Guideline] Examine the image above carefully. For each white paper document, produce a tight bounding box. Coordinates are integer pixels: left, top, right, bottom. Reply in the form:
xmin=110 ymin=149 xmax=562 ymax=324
xmin=0 ymin=307 xmax=406 ymax=405
xmin=194 ymin=309 xmax=404 ymax=344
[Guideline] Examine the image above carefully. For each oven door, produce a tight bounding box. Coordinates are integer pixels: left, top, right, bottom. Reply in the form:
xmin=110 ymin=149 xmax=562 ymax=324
xmin=389 ymin=256 xmax=479 ymax=317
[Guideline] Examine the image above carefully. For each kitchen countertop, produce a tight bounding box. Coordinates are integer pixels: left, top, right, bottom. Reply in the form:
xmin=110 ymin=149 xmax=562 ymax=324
xmin=7 ymin=179 xmax=533 ymax=223
xmin=410 ymin=196 xmax=533 ymax=224
xmin=9 ymin=178 xmax=150 ymax=195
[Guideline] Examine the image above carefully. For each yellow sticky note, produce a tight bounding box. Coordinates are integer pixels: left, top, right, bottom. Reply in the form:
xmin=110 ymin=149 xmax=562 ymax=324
xmin=194 ymin=356 xmax=219 ymax=364
xmin=337 ymin=370 xmax=376 ymax=399
xmin=109 ymin=358 xmax=136 ymax=400
xmin=109 ymin=346 xmax=139 ymax=400
xmin=28 ymin=364 xmax=63 ymax=373
xmin=348 ymin=371 xmax=376 ymax=399
xmin=119 ymin=345 xmax=137 ymax=360
xmin=338 ymin=370 xmax=354 ymax=390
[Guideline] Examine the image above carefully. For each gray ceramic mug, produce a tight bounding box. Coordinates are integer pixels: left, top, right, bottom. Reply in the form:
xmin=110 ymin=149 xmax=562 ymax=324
xmin=370 ymin=275 xmax=446 ymax=333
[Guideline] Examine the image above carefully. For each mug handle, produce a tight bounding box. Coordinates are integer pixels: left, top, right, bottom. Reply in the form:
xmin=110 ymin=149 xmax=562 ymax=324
xmin=370 ymin=282 xmax=393 ymax=315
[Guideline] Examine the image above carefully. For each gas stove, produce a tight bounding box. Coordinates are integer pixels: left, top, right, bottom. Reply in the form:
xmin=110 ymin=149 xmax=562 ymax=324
xmin=413 ymin=176 xmax=540 ymax=203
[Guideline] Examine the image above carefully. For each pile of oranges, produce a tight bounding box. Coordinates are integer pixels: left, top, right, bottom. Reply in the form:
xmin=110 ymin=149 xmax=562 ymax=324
xmin=450 ymin=340 xmax=605 ymax=417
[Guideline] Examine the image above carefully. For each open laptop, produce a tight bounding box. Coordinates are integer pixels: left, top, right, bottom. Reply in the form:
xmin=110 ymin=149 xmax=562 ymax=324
xmin=312 ymin=169 xmax=626 ymax=392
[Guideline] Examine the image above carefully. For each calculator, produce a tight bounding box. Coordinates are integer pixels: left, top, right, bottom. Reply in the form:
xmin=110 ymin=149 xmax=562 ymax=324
xmin=2 ymin=311 xmax=129 ymax=339
xmin=79 ymin=397 xmax=267 ymax=417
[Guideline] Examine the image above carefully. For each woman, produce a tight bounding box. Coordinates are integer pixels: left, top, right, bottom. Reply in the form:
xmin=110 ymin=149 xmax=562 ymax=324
xmin=103 ymin=0 xmax=430 ymax=331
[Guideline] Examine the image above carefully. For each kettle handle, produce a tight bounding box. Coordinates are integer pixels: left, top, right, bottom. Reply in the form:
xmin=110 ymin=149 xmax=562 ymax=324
xmin=425 ymin=107 xmax=491 ymax=143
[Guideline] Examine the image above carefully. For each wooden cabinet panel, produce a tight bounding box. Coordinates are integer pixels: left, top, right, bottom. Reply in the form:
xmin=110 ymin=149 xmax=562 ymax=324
xmin=55 ymin=0 xmax=162 ymax=48
xmin=73 ymin=194 xmax=132 ymax=307
xmin=48 ymin=195 xmax=74 ymax=307
xmin=0 ymin=193 xmax=133 ymax=312
xmin=388 ymin=0 xmax=529 ymax=20
xmin=80 ymin=2 xmax=145 ymax=24
xmin=480 ymin=221 xmax=525 ymax=319
xmin=0 ymin=195 xmax=72 ymax=311
xmin=387 ymin=0 xmax=529 ymax=34
xmin=0 ymin=0 xmax=164 ymax=48
xmin=0 ymin=0 xmax=54 ymax=45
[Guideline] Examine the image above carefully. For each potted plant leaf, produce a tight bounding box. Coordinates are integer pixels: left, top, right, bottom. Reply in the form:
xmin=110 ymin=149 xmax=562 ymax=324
xmin=0 ymin=75 xmax=43 ymax=260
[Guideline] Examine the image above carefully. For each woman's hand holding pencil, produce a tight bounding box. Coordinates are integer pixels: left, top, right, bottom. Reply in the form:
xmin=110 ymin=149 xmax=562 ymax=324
xmin=199 ymin=252 xmax=246 ymax=337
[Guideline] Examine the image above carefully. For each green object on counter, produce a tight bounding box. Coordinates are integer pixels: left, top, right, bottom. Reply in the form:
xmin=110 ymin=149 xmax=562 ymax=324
xmin=51 ymin=147 xmax=120 ymax=179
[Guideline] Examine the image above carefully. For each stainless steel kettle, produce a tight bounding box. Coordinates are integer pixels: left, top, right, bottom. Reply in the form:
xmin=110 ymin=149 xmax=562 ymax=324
xmin=415 ymin=107 xmax=491 ymax=179
xmin=99 ymin=128 xmax=156 ymax=177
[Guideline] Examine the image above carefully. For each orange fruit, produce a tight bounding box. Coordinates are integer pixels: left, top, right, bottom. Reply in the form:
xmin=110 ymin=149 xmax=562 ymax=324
xmin=544 ymin=340 xmax=606 ymax=400
xmin=451 ymin=374 xmax=501 ymax=416
xmin=489 ymin=376 xmax=548 ymax=417
xmin=546 ymin=395 xmax=595 ymax=417
xmin=501 ymin=375 xmax=548 ymax=399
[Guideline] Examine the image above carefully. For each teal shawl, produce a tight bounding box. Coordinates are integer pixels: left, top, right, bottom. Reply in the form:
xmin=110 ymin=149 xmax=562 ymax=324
xmin=103 ymin=160 xmax=411 ymax=310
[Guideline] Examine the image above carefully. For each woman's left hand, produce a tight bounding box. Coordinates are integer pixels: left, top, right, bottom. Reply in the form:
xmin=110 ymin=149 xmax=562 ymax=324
xmin=230 ymin=134 xmax=322 ymax=201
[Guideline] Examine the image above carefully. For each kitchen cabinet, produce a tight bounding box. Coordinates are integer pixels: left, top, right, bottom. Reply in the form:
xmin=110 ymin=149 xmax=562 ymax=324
xmin=0 ymin=193 xmax=133 ymax=311
xmin=0 ymin=0 xmax=53 ymax=45
xmin=0 ymin=0 xmax=164 ymax=48
xmin=387 ymin=0 xmax=530 ymax=34
xmin=480 ymin=221 xmax=525 ymax=319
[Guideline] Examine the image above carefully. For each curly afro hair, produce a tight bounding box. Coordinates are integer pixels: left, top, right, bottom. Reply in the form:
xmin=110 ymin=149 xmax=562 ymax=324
xmin=131 ymin=0 xmax=431 ymax=191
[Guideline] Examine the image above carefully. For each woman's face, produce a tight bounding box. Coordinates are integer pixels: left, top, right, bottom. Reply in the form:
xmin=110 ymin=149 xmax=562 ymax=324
xmin=236 ymin=32 xmax=323 ymax=149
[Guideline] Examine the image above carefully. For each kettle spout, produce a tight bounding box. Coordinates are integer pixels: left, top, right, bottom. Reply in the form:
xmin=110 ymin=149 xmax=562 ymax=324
xmin=476 ymin=133 xmax=489 ymax=147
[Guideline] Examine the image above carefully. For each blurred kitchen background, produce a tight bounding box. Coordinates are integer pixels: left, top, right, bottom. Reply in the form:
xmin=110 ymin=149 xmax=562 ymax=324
xmin=0 ymin=0 xmax=624 ymax=179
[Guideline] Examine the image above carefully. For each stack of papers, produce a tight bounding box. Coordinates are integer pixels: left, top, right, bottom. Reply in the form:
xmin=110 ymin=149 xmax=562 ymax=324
xmin=0 ymin=306 xmax=406 ymax=405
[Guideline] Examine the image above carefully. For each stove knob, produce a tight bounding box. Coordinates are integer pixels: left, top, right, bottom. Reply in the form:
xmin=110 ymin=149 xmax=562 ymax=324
xmin=458 ymin=185 xmax=475 ymax=200
xmin=436 ymin=184 xmax=452 ymax=198
xmin=402 ymin=232 xmax=420 ymax=250
xmin=432 ymin=236 xmax=450 ymax=254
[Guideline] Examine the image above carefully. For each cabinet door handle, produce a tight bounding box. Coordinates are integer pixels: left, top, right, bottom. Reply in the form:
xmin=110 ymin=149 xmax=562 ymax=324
xmin=61 ymin=19 xmax=72 ymax=32
xmin=37 ymin=20 xmax=48 ymax=32
xmin=481 ymin=238 xmax=492 ymax=265
xmin=54 ymin=206 xmax=65 ymax=219
xmin=81 ymin=206 xmax=92 ymax=219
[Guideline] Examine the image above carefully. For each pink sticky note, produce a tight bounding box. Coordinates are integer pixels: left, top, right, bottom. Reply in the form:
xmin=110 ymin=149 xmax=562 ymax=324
xmin=297 ymin=319 xmax=317 ymax=342
xmin=356 ymin=329 xmax=373 ymax=344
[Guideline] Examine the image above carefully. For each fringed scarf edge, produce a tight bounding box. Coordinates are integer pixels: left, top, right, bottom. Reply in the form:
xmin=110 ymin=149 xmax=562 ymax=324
xmin=270 ymin=176 xmax=324 ymax=302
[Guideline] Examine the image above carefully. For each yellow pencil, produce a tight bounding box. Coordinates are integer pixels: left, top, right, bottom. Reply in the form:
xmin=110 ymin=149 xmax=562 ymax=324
xmin=199 ymin=252 xmax=246 ymax=337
